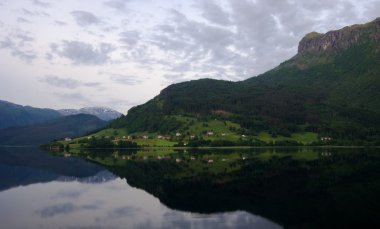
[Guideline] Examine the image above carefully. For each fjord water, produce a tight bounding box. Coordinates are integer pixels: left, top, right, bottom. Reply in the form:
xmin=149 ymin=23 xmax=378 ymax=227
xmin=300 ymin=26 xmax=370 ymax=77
xmin=0 ymin=147 xmax=281 ymax=229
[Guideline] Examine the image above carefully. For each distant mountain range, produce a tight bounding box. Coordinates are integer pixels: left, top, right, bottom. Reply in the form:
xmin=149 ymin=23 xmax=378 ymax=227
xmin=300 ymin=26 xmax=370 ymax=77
xmin=58 ymin=107 xmax=122 ymax=121
xmin=0 ymin=100 xmax=122 ymax=130
xmin=109 ymin=17 xmax=380 ymax=144
xmin=0 ymin=114 xmax=107 ymax=146
xmin=0 ymin=100 xmax=61 ymax=129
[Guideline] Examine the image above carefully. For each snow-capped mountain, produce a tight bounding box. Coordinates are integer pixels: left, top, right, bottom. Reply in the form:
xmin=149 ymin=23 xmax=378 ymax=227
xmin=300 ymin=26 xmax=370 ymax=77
xmin=58 ymin=107 xmax=122 ymax=121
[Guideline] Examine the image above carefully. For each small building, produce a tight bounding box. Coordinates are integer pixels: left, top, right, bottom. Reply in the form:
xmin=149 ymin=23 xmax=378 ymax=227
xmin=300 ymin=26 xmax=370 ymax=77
xmin=176 ymin=132 xmax=182 ymax=137
xmin=190 ymin=135 xmax=196 ymax=139
xmin=321 ymin=137 xmax=332 ymax=142
xmin=176 ymin=158 xmax=181 ymax=163
xmin=208 ymin=159 xmax=214 ymax=163
xmin=157 ymin=135 xmax=163 ymax=139
xmin=143 ymin=135 xmax=149 ymax=139
xmin=207 ymin=131 xmax=214 ymax=136
xmin=64 ymin=137 xmax=72 ymax=141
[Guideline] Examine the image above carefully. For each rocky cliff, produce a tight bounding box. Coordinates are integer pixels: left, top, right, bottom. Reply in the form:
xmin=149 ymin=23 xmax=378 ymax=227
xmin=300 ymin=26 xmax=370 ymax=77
xmin=298 ymin=17 xmax=380 ymax=56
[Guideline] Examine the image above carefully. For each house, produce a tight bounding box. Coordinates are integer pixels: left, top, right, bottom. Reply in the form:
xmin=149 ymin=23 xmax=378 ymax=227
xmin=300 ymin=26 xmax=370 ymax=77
xmin=190 ymin=135 xmax=196 ymax=139
xmin=207 ymin=131 xmax=214 ymax=136
xmin=64 ymin=137 xmax=72 ymax=141
xmin=321 ymin=137 xmax=332 ymax=141
xmin=157 ymin=135 xmax=163 ymax=139
xmin=190 ymin=156 xmax=196 ymax=160
xmin=208 ymin=159 xmax=214 ymax=163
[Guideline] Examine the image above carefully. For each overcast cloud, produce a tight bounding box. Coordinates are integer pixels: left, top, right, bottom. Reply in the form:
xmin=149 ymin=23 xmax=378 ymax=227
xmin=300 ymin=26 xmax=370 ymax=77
xmin=0 ymin=0 xmax=379 ymax=113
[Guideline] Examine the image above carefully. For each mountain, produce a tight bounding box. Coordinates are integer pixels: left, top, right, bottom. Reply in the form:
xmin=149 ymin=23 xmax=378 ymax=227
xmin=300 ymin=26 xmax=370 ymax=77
xmin=110 ymin=18 xmax=380 ymax=144
xmin=0 ymin=114 xmax=107 ymax=145
xmin=58 ymin=107 xmax=122 ymax=121
xmin=0 ymin=100 xmax=61 ymax=129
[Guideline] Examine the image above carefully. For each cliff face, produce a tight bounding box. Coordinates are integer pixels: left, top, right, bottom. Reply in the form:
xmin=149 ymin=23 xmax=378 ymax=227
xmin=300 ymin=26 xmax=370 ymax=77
xmin=298 ymin=17 xmax=380 ymax=56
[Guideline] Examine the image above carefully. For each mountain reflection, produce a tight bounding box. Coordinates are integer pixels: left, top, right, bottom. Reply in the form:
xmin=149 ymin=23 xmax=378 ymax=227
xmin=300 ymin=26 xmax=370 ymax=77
xmin=0 ymin=147 xmax=282 ymax=229
xmin=0 ymin=176 xmax=281 ymax=229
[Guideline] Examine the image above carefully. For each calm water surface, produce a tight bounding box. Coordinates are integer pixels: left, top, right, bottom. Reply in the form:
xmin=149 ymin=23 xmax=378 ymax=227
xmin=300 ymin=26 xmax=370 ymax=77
xmin=0 ymin=147 xmax=282 ymax=229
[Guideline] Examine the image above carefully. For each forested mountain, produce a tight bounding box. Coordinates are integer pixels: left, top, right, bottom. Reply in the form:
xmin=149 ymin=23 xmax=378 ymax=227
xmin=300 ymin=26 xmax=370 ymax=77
xmin=0 ymin=114 xmax=106 ymax=145
xmin=110 ymin=18 xmax=380 ymax=143
xmin=0 ymin=100 xmax=61 ymax=129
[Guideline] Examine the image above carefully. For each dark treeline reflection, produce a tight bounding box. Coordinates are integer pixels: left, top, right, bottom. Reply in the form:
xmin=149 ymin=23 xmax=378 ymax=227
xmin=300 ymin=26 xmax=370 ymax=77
xmin=81 ymin=147 xmax=380 ymax=229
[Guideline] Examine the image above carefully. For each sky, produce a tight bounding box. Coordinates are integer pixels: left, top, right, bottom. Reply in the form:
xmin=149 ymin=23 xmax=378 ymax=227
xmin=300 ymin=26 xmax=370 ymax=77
xmin=0 ymin=0 xmax=379 ymax=113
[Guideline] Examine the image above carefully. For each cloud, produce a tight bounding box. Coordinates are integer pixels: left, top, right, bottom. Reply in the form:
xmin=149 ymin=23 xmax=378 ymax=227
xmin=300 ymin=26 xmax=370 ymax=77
xmin=53 ymin=92 xmax=89 ymax=103
xmin=41 ymin=75 xmax=101 ymax=89
xmin=38 ymin=203 xmax=76 ymax=218
xmin=54 ymin=20 xmax=67 ymax=26
xmin=51 ymin=41 xmax=115 ymax=65
xmin=30 ymin=0 xmax=51 ymax=8
xmin=16 ymin=34 xmax=34 ymax=43
xmin=21 ymin=8 xmax=50 ymax=17
xmin=71 ymin=11 xmax=101 ymax=27
xmin=196 ymin=0 xmax=232 ymax=26
xmin=145 ymin=9 xmax=242 ymax=80
xmin=17 ymin=17 xmax=31 ymax=23
xmin=107 ymin=206 xmax=141 ymax=219
xmin=0 ymin=36 xmax=37 ymax=63
xmin=103 ymin=0 xmax=130 ymax=11
xmin=41 ymin=75 xmax=81 ymax=89
xmin=119 ymin=30 xmax=140 ymax=47
xmin=110 ymin=74 xmax=143 ymax=85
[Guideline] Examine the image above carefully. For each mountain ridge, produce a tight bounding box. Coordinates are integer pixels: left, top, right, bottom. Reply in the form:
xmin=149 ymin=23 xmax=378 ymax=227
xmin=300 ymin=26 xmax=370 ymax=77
xmin=0 ymin=114 xmax=107 ymax=145
xmin=0 ymin=100 xmax=61 ymax=129
xmin=58 ymin=107 xmax=122 ymax=121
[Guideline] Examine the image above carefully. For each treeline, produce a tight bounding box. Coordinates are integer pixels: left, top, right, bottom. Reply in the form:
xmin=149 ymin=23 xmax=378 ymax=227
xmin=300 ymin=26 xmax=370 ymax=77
xmin=175 ymin=137 xmax=303 ymax=147
xmin=82 ymin=137 xmax=139 ymax=149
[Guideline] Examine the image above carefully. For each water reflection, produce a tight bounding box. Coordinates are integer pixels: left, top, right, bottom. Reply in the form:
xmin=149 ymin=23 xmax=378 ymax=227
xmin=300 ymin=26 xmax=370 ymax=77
xmin=0 ymin=147 xmax=282 ymax=229
xmin=76 ymin=147 xmax=380 ymax=228
xmin=0 ymin=175 xmax=281 ymax=229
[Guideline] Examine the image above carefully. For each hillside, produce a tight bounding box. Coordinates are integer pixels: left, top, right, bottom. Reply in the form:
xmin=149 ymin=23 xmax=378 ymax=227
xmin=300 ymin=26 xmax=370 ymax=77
xmin=105 ymin=18 xmax=380 ymax=145
xmin=0 ymin=114 xmax=107 ymax=146
xmin=0 ymin=100 xmax=61 ymax=129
